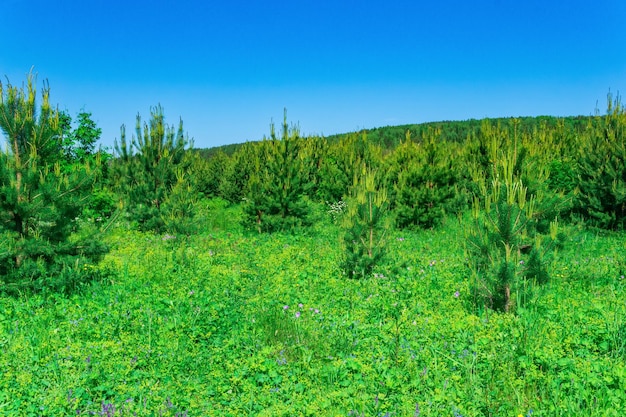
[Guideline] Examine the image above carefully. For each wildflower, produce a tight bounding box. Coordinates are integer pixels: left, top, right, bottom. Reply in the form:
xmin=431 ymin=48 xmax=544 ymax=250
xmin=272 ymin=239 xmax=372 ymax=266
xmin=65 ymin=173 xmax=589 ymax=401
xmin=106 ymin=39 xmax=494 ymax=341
xmin=101 ymin=402 xmax=116 ymax=417
xmin=519 ymin=260 xmax=525 ymax=265
xmin=454 ymin=291 xmax=460 ymax=298
xmin=314 ymin=309 xmax=320 ymax=314
xmin=295 ymin=311 xmax=301 ymax=318
xmin=298 ymin=303 xmax=303 ymax=308
xmin=283 ymin=305 xmax=289 ymax=310
xmin=276 ymin=350 xmax=287 ymax=365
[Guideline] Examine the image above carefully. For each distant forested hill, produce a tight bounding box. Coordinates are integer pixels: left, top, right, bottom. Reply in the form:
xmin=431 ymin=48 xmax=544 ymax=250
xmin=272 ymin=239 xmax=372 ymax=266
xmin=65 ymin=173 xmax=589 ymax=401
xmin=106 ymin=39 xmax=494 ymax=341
xmin=196 ymin=115 xmax=594 ymax=157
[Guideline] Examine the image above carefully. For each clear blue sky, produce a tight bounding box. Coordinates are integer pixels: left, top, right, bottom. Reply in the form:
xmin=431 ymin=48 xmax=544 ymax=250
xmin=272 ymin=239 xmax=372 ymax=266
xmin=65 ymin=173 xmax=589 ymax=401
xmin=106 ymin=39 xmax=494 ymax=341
xmin=2 ymin=0 xmax=625 ymax=149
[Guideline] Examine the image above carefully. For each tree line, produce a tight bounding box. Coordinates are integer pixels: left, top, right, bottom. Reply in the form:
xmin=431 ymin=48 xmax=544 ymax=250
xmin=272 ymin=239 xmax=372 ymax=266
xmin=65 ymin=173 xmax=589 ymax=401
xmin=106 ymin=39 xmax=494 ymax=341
xmin=2 ymin=73 xmax=625 ymax=312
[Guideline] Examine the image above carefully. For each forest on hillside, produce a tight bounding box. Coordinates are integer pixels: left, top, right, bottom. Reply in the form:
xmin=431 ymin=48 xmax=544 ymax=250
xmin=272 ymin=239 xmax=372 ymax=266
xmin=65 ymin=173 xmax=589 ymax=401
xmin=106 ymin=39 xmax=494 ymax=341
xmin=1 ymin=74 xmax=626 ymax=293
xmin=2 ymin=74 xmax=626 ymax=416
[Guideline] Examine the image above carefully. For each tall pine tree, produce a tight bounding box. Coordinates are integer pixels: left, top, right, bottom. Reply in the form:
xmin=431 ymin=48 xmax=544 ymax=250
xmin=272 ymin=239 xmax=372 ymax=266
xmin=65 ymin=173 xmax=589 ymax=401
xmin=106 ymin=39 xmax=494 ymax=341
xmin=112 ymin=105 xmax=192 ymax=232
xmin=243 ymin=111 xmax=311 ymax=233
xmin=0 ymin=73 xmax=107 ymax=293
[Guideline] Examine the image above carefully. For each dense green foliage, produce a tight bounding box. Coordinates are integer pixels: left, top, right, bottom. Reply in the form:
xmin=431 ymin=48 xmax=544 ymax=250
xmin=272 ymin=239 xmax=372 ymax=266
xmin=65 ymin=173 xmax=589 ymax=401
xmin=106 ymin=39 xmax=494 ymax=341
xmin=196 ymin=105 xmax=625 ymax=234
xmin=0 ymin=74 xmax=107 ymax=293
xmin=3 ymin=71 xmax=626 ymax=415
xmin=341 ymin=167 xmax=390 ymax=278
xmin=574 ymin=94 xmax=626 ymax=229
xmin=59 ymin=110 xmax=102 ymax=166
xmin=243 ymin=114 xmax=312 ymax=232
xmin=1 ymin=208 xmax=625 ymax=416
xmin=466 ymin=151 xmax=558 ymax=313
xmin=112 ymin=105 xmax=193 ymax=233
xmin=384 ymin=131 xmax=465 ymax=229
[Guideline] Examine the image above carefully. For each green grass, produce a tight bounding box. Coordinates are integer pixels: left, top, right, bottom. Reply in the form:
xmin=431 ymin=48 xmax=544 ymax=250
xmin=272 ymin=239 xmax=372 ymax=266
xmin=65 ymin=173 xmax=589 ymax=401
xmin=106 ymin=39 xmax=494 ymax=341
xmin=0 ymin=207 xmax=625 ymax=416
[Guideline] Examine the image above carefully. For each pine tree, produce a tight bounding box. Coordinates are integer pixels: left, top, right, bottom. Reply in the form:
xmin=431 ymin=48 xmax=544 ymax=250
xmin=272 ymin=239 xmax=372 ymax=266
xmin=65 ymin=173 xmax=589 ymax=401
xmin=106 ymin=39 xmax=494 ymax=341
xmin=243 ymin=111 xmax=311 ymax=232
xmin=112 ymin=105 xmax=192 ymax=232
xmin=317 ymin=131 xmax=382 ymax=203
xmin=575 ymin=93 xmax=626 ymax=230
xmin=341 ymin=166 xmax=390 ymax=278
xmin=466 ymin=148 xmax=560 ymax=313
xmin=190 ymin=149 xmax=229 ymax=198
xmin=0 ymin=73 xmax=107 ymax=293
xmin=385 ymin=129 xmax=465 ymax=229
xmin=219 ymin=142 xmax=257 ymax=204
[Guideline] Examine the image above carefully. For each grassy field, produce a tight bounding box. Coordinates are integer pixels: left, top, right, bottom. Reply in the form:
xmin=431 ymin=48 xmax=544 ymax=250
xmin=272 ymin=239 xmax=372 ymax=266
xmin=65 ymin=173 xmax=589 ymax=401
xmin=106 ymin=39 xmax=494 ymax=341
xmin=1 ymin=203 xmax=625 ymax=416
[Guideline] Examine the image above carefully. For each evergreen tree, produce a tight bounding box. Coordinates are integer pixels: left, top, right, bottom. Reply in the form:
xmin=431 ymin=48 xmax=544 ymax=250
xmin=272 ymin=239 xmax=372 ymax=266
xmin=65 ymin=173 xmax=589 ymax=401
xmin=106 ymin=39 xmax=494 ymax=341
xmin=574 ymin=94 xmax=626 ymax=230
xmin=243 ymin=111 xmax=311 ymax=233
xmin=299 ymin=135 xmax=328 ymax=202
xmin=385 ymin=129 xmax=465 ymax=229
xmin=317 ymin=131 xmax=382 ymax=203
xmin=191 ymin=149 xmax=229 ymax=198
xmin=341 ymin=166 xmax=390 ymax=278
xmin=112 ymin=105 xmax=192 ymax=232
xmin=219 ymin=142 xmax=257 ymax=204
xmin=0 ymin=73 xmax=107 ymax=293
xmin=466 ymin=148 xmax=560 ymax=313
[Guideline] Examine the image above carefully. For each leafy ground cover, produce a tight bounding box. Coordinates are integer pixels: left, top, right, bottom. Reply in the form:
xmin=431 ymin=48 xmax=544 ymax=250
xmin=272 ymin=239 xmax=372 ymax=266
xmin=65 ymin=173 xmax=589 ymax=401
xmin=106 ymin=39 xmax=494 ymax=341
xmin=0 ymin=206 xmax=625 ymax=416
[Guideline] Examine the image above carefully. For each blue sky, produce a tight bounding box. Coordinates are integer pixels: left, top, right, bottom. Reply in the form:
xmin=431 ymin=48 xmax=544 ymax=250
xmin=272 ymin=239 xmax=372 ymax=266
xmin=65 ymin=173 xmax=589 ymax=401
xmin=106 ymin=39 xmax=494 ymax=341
xmin=1 ymin=0 xmax=625 ymax=149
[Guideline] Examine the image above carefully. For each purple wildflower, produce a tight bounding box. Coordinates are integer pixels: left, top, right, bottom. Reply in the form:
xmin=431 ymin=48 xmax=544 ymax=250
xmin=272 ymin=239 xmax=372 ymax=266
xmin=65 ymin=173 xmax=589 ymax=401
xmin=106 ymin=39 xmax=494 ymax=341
xmin=454 ymin=291 xmax=460 ymax=298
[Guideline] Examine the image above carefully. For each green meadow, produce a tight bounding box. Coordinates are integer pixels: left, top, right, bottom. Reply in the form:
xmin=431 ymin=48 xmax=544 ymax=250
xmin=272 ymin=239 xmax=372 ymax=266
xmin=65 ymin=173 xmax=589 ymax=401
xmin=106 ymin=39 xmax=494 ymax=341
xmin=2 ymin=76 xmax=626 ymax=415
xmin=1 ymin=203 xmax=625 ymax=416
